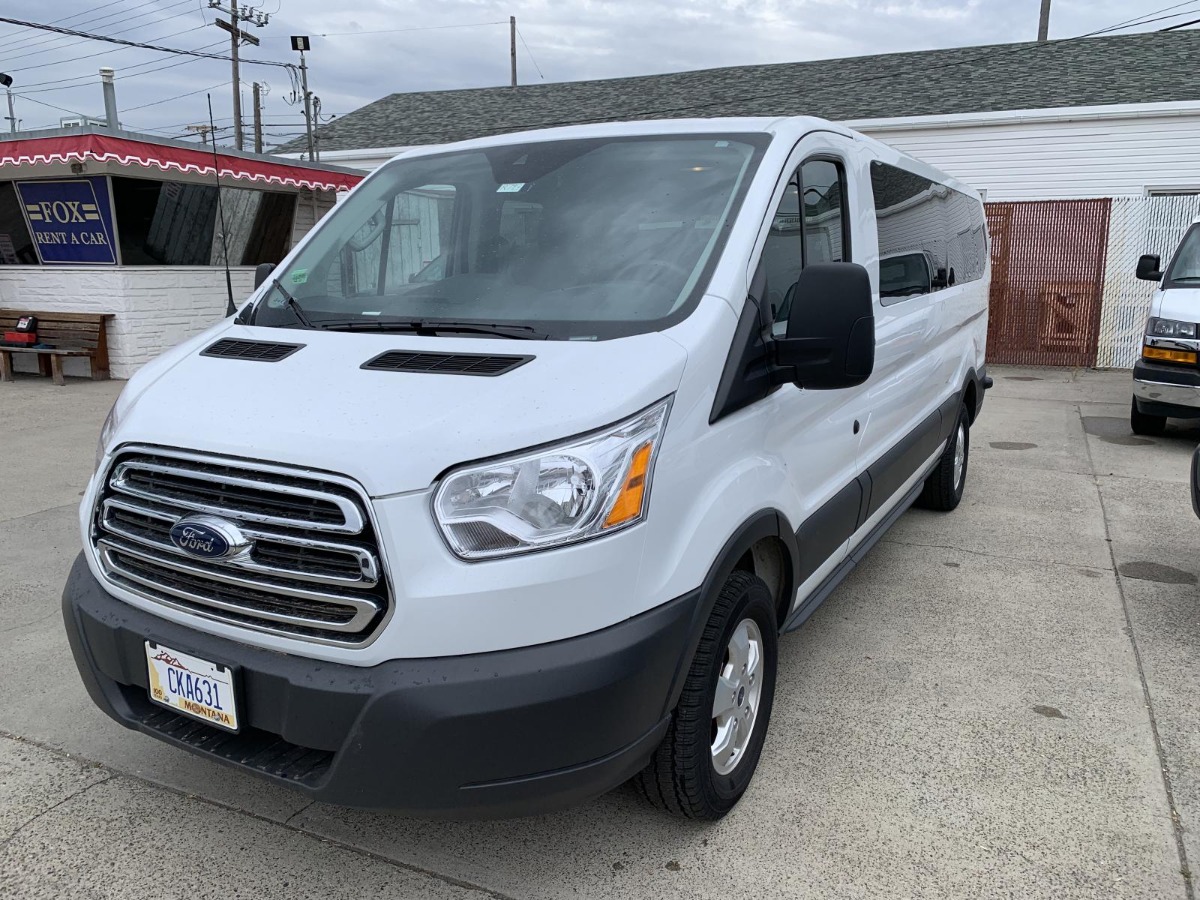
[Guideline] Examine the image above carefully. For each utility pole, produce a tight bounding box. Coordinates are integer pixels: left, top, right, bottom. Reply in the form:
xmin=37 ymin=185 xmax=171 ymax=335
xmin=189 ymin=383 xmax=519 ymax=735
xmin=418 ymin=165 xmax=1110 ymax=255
xmin=185 ymin=124 xmax=214 ymax=145
xmin=1037 ymin=0 xmax=1052 ymax=42
xmin=252 ymin=81 xmax=263 ymax=153
xmin=209 ymin=1 xmax=268 ymax=150
xmin=290 ymin=36 xmax=315 ymax=160
xmin=0 ymin=73 xmax=14 ymax=133
xmin=510 ymin=16 xmax=517 ymax=87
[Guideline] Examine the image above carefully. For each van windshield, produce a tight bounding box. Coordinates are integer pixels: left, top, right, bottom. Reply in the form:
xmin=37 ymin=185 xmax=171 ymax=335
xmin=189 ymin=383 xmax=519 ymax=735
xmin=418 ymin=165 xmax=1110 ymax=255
xmin=252 ymin=134 xmax=769 ymax=339
xmin=1166 ymin=225 xmax=1200 ymax=287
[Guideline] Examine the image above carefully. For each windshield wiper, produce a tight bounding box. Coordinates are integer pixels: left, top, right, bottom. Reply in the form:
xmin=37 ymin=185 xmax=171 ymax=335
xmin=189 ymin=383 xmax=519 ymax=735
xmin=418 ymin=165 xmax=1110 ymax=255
xmin=268 ymin=276 xmax=316 ymax=329
xmin=315 ymin=319 xmax=549 ymax=340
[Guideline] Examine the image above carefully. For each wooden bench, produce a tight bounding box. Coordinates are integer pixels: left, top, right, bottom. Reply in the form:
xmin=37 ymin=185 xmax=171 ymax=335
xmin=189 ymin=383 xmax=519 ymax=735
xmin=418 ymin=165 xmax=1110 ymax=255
xmin=0 ymin=309 xmax=112 ymax=385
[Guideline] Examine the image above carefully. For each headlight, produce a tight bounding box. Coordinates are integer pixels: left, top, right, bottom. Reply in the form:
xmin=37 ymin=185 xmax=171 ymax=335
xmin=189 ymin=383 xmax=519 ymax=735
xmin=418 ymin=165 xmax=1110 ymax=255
xmin=1147 ymin=317 xmax=1198 ymax=339
xmin=94 ymin=401 xmax=121 ymax=472
xmin=434 ymin=397 xmax=672 ymax=560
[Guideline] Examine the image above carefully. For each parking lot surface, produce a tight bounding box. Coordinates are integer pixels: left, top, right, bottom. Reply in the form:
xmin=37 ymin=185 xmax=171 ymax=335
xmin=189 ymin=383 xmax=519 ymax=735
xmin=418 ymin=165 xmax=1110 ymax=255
xmin=2 ymin=365 xmax=1198 ymax=899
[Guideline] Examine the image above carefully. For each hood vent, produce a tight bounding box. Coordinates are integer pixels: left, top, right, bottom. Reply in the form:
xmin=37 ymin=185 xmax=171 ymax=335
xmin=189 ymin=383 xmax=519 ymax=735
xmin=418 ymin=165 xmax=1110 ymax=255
xmin=361 ymin=350 xmax=533 ymax=377
xmin=202 ymin=338 xmax=305 ymax=362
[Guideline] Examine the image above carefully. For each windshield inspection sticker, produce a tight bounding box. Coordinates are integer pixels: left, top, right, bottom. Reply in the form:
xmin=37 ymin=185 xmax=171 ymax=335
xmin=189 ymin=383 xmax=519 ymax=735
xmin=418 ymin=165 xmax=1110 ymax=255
xmin=289 ymin=269 xmax=309 ymax=285
xmin=497 ymin=183 xmax=526 ymax=193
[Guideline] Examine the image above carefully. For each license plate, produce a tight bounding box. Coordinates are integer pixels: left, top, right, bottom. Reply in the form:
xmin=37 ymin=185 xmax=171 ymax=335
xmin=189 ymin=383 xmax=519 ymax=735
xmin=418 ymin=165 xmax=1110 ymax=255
xmin=145 ymin=641 xmax=239 ymax=732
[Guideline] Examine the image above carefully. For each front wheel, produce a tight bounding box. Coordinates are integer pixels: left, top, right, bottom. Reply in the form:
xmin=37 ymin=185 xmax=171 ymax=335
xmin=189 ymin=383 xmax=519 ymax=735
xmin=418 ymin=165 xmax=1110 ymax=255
xmin=917 ymin=404 xmax=970 ymax=511
xmin=1130 ymin=397 xmax=1167 ymax=436
xmin=635 ymin=570 xmax=778 ymax=820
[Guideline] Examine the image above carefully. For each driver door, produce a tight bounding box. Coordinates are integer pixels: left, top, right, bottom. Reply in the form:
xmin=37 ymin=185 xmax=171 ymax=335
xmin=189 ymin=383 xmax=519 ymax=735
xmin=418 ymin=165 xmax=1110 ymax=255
xmin=756 ymin=137 xmax=869 ymax=608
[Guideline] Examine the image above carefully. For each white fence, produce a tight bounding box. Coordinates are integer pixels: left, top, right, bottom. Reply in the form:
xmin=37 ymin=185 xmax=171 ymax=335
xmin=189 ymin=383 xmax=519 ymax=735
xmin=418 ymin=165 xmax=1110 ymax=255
xmin=1096 ymin=195 xmax=1200 ymax=368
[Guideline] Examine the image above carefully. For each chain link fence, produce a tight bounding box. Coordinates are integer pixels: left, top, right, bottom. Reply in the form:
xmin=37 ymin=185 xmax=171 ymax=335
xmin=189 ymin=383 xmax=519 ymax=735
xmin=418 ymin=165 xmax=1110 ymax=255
xmin=1096 ymin=195 xmax=1200 ymax=368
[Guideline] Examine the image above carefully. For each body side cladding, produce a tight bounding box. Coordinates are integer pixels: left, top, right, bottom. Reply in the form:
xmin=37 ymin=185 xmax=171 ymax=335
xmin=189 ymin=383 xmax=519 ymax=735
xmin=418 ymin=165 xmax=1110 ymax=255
xmin=782 ymin=474 xmax=928 ymax=633
xmin=782 ymin=370 xmax=977 ymax=632
xmin=795 ymin=480 xmax=862 ymax=585
xmin=865 ymin=407 xmax=942 ymax=519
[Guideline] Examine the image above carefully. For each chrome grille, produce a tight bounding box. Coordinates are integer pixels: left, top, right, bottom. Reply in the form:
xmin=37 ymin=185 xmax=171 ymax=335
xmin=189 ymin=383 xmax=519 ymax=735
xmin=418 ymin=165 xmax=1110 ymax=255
xmin=93 ymin=450 xmax=390 ymax=644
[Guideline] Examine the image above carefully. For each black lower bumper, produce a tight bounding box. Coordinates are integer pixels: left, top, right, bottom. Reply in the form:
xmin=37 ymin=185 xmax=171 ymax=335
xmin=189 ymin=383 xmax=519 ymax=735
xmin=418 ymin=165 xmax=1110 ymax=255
xmin=1133 ymin=360 xmax=1200 ymax=419
xmin=62 ymin=554 xmax=698 ymax=818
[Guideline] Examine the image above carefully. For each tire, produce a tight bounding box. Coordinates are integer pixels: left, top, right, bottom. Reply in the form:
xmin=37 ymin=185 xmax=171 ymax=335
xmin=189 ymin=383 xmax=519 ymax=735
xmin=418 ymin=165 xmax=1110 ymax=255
xmin=1130 ymin=398 xmax=1167 ymax=437
xmin=635 ymin=570 xmax=778 ymax=820
xmin=917 ymin=403 xmax=970 ymax=512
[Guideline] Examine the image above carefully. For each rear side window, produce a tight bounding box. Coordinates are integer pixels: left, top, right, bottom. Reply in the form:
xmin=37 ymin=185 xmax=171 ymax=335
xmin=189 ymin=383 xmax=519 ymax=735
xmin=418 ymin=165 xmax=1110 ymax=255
xmin=870 ymin=161 xmax=987 ymax=305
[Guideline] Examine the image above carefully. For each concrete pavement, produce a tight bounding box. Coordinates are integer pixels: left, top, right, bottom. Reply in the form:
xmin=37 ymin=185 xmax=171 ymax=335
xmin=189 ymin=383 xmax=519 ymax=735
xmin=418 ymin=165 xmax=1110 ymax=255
xmin=1 ymin=366 xmax=1198 ymax=899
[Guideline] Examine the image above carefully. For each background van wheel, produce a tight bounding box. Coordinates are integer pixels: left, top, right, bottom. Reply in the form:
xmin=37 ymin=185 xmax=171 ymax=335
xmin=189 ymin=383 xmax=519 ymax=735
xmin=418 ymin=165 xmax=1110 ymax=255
xmin=1130 ymin=398 xmax=1167 ymax=436
xmin=635 ymin=570 xmax=778 ymax=820
xmin=917 ymin=403 xmax=970 ymax=512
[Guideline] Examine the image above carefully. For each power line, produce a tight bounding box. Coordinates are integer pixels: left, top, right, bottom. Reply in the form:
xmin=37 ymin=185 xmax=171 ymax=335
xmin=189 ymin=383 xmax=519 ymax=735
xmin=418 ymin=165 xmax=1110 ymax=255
xmin=516 ymin=26 xmax=545 ymax=81
xmin=3 ymin=3 xmax=203 ymax=66
xmin=0 ymin=0 xmax=136 ymax=52
xmin=1094 ymin=6 xmax=1200 ymax=34
xmin=15 ymin=38 xmax=228 ymax=93
xmin=0 ymin=15 xmax=291 ymax=67
xmin=260 ymin=20 xmax=507 ymax=39
xmin=8 ymin=25 xmax=210 ymax=73
xmin=13 ymin=92 xmax=96 ymax=119
xmin=121 ymin=79 xmax=231 ymax=112
xmin=0 ymin=0 xmax=199 ymax=61
xmin=1086 ymin=0 xmax=1200 ymax=36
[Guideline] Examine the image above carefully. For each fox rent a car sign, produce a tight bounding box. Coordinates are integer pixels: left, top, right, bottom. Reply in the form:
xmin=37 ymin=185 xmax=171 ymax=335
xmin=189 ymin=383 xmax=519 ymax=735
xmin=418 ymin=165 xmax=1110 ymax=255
xmin=16 ymin=178 xmax=117 ymax=265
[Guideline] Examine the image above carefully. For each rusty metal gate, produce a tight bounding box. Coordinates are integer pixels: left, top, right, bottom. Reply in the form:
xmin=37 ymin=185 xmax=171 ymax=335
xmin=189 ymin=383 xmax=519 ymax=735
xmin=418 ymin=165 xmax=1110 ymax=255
xmin=985 ymin=199 xmax=1112 ymax=367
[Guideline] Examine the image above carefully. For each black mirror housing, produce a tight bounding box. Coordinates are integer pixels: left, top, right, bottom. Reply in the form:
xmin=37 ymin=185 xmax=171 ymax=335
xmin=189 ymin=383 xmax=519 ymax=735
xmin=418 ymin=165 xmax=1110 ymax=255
xmin=774 ymin=262 xmax=875 ymax=390
xmin=254 ymin=262 xmax=277 ymax=289
xmin=1136 ymin=254 xmax=1163 ymax=282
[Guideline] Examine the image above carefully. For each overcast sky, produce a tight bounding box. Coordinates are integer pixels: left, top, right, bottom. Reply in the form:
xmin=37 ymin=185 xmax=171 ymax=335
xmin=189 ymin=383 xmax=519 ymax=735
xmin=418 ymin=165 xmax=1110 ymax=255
xmin=0 ymin=0 xmax=1193 ymax=147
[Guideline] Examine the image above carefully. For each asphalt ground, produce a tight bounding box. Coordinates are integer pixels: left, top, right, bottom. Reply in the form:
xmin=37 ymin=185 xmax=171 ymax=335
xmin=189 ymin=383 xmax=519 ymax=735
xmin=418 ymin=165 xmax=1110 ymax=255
xmin=2 ymin=365 xmax=1198 ymax=899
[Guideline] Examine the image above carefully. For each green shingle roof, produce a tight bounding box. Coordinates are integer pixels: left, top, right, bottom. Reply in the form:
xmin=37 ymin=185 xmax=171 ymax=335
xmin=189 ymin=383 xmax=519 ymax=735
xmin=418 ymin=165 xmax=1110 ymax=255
xmin=284 ymin=29 xmax=1200 ymax=154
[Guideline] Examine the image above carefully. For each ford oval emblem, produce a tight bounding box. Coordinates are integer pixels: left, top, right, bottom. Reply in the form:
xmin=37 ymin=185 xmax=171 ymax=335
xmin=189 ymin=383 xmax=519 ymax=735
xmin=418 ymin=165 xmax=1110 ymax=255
xmin=168 ymin=516 xmax=250 ymax=561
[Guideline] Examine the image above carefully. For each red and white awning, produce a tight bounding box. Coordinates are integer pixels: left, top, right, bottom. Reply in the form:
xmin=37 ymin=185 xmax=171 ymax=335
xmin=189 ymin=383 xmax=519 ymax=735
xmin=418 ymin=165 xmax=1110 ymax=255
xmin=0 ymin=132 xmax=363 ymax=193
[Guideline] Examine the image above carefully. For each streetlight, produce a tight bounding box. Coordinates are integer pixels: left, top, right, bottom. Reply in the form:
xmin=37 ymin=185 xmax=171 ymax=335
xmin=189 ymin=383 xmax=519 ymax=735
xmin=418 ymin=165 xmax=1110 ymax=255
xmin=0 ymin=73 xmax=15 ymax=134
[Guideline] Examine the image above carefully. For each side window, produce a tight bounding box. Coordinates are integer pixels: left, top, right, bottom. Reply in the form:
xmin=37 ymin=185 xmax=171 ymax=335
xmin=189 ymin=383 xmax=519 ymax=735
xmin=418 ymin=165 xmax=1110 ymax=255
xmin=800 ymin=160 xmax=848 ymax=264
xmin=332 ymin=184 xmax=458 ymax=297
xmin=761 ymin=158 xmax=851 ymax=334
xmin=871 ymin=161 xmax=986 ymax=304
xmin=761 ymin=171 xmax=803 ymax=325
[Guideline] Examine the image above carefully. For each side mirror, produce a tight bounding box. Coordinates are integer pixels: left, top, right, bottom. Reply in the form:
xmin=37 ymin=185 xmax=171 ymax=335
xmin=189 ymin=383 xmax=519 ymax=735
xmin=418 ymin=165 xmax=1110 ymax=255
xmin=254 ymin=262 xmax=277 ymax=289
xmin=1136 ymin=254 xmax=1163 ymax=282
xmin=932 ymin=267 xmax=948 ymax=289
xmin=774 ymin=262 xmax=875 ymax=390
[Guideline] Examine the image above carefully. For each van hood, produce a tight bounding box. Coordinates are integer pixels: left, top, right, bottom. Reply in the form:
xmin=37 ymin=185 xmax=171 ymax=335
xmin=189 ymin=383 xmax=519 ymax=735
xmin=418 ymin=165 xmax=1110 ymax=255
xmin=1154 ymin=286 xmax=1200 ymax=322
xmin=111 ymin=324 xmax=689 ymax=496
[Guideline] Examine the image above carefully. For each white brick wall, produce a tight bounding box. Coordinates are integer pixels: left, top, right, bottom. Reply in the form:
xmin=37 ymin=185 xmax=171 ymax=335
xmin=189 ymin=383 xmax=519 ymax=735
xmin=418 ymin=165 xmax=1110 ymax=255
xmin=1 ymin=186 xmax=341 ymax=381
xmin=0 ymin=267 xmax=256 ymax=379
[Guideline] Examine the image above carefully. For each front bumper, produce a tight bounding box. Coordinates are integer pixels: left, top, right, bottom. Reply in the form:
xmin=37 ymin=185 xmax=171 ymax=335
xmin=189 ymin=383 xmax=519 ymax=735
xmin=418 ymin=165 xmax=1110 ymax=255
xmin=1133 ymin=360 xmax=1200 ymax=418
xmin=62 ymin=553 xmax=699 ymax=818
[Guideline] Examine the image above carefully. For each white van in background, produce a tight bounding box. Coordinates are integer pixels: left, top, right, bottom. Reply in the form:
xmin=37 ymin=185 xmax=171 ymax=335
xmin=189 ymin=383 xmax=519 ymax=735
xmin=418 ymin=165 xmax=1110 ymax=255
xmin=1133 ymin=219 xmax=1200 ymax=434
xmin=64 ymin=117 xmax=990 ymax=821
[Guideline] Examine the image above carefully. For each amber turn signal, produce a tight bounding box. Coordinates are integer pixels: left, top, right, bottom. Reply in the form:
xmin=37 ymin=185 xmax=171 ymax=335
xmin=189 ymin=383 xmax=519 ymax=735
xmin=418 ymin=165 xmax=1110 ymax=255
xmin=604 ymin=441 xmax=655 ymax=528
xmin=1143 ymin=346 xmax=1198 ymax=364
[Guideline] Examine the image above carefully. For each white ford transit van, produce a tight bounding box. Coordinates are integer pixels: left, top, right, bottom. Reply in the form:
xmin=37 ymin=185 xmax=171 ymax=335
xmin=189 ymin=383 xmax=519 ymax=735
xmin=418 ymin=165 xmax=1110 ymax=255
xmin=64 ymin=117 xmax=990 ymax=820
xmin=1132 ymin=219 xmax=1200 ymax=435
